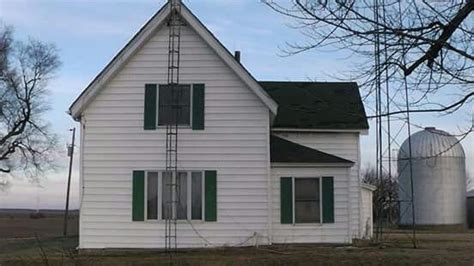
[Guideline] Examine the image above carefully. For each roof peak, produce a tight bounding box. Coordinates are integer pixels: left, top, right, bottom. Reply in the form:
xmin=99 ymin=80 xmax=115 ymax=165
xmin=69 ymin=2 xmax=277 ymax=119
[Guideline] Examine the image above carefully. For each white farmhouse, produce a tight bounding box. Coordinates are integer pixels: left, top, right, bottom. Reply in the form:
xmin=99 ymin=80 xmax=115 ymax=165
xmin=69 ymin=2 xmax=371 ymax=249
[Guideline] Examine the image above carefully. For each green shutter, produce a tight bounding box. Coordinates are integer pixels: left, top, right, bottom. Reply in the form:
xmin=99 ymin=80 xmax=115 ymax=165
xmin=205 ymin=170 xmax=217 ymax=221
xmin=192 ymin=84 xmax=205 ymax=130
xmin=144 ymin=84 xmax=157 ymax=130
xmin=322 ymin=176 xmax=334 ymax=223
xmin=280 ymin=177 xmax=293 ymax=224
xmin=132 ymin=171 xmax=145 ymax=221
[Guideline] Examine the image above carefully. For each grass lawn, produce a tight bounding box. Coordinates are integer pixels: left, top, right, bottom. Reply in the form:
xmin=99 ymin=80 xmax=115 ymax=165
xmin=1 ymin=211 xmax=474 ymax=265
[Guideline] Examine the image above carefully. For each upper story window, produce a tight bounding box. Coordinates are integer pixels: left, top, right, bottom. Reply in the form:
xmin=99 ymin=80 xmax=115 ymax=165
xmin=158 ymin=84 xmax=191 ymax=126
xmin=143 ymin=83 xmax=205 ymax=130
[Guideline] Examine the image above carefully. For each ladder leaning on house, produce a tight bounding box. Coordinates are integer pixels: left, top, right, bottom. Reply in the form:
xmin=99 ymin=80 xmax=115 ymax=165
xmin=164 ymin=0 xmax=183 ymax=251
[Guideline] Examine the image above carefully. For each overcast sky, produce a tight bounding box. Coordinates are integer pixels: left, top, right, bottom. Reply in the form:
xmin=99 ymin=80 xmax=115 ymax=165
xmin=0 ymin=0 xmax=472 ymax=209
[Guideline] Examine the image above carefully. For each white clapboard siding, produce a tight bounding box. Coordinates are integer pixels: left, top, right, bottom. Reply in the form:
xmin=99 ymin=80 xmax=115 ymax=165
xmin=270 ymin=167 xmax=352 ymax=244
xmin=273 ymin=132 xmax=362 ymax=238
xmin=79 ymin=23 xmax=270 ymax=249
xmin=361 ymin=187 xmax=374 ymax=238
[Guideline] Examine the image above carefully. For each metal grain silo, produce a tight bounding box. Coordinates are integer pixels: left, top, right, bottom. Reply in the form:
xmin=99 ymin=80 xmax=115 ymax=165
xmin=398 ymin=127 xmax=466 ymax=228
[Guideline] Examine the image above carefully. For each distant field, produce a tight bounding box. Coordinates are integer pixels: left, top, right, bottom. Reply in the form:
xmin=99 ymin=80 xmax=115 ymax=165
xmin=0 ymin=209 xmax=78 ymax=239
xmin=0 ymin=210 xmax=473 ymax=265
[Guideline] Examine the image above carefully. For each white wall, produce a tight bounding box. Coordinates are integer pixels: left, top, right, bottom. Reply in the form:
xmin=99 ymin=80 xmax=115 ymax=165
xmin=270 ymin=166 xmax=352 ymax=244
xmin=273 ymin=132 xmax=362 ymax=238
xmin=360 ymin=186 xmax=373 ymax=238
xmin=79 ymin=23 xmax=271 ymax=249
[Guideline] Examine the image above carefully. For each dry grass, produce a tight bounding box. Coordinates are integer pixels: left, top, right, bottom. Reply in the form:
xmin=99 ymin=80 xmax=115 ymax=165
xmin=0 ymin=210 xmax=78 ymax=238
xmin=0 ymin=211 xmax=473 ymax=265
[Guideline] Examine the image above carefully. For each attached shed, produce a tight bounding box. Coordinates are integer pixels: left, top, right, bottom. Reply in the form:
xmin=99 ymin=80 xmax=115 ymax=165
xmin=265 ymin=82 xmax=369 ymax=242
xmin=360 ymin=183 xmax=376 ymax=239
xmin=270 ymin=135 xmax=358 ymax=243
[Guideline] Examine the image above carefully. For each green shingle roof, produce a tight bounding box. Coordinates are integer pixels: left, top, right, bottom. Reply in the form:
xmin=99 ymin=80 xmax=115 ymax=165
xmin=259 ymin=81 xmax=369 ymax=130
xmin=270 ymin=135 xmax=354 ymax=164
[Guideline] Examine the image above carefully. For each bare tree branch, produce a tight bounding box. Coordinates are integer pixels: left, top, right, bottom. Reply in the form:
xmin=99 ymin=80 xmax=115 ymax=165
xmin=367 ymin=91 xmax=474 ymax=118
xmin=264 ymin=0 xmax=473 ymax=139
xmin=0 ymin=23 xmax=60 ymax=177
xmin=404 ymin=1 xmax=474 ymax=75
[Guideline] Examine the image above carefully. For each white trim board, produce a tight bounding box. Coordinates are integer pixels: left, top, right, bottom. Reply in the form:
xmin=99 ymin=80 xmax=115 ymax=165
xmin=271 ymin=163 xmax=354 ymax=168
xmin=69 ymin=2 xmax=278 ymax=120
xmin=272 ymin=128 xmax=369 ymax=134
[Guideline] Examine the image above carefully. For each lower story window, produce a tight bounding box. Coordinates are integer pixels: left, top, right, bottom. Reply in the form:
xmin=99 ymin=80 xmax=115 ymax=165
xmin=294 ymin=178 xmax=321 ymax=223
xmin=147 ymin=172 xmax=159 ymax=220
xmin=146 ymin=171 xmax=203 ymax=221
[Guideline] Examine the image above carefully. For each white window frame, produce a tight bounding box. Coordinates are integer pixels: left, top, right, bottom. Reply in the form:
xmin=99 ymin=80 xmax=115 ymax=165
xmin=144 ymin=170 xmax=204 ymax=222
xmin=292 ymin=177 xmax=323 ymax=225
xmin=156 ymin=84 xmax=193 ymax=128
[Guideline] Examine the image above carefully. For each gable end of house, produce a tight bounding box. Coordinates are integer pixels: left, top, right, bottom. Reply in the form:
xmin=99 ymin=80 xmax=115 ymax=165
xmin=69 ymin=2 xmax=278 ymax=120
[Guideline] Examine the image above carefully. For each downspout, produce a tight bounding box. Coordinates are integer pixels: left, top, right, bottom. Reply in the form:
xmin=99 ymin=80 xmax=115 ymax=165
xmin=78 ymin=116 xmax=86 ymax=249
xmin=79 ymin=118 xmax=85 ymax=209
xmin=346 ymin=167 xmax=352 ymax=243
xmin=357 ymin=134 xmax=363 ymax=239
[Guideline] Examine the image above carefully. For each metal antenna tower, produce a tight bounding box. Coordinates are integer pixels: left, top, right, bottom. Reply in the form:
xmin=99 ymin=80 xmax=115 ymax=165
xmin=373 ymin=0 xmax=384 ymax=242
xmin=373 ymin=0 xmax=417 ymax=248
xmin=397 ymin=0 xmax=417 ymax=248
xmin=164 ymin=0 xmax=182 ymax=251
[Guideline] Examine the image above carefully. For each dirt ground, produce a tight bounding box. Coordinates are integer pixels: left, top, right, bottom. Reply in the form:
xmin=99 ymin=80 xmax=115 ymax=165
xmin=1 ymin=210 xmax=474 ymax=265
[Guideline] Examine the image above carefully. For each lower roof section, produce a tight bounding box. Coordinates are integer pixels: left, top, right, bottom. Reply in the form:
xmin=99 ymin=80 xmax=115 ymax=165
xmin=270 ymin=135 xmax=354 ymax=165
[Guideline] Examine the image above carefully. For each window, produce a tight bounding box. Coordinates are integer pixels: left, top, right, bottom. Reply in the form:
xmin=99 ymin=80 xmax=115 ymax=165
xmin=280 ymin=176 xmax=334 ymax=224
xmin=161 ymin=171 xmax=172 ymax=220
xmin=147 ymin=172 xmax=158 ymax=220
xmin=158 ymin=84 xmax=191 ymax=126
xmin=191 ymin=172 xmax=203 ymax=220
xmin=294 ymin=178 xmax=321 ymax=223
xmin=146 ymin=170 xmax=203 ymax=221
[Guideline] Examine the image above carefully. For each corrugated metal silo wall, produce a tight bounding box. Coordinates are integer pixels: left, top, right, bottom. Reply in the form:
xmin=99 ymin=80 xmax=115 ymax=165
xmin=398 ymin=157 xmax=466 ymax=225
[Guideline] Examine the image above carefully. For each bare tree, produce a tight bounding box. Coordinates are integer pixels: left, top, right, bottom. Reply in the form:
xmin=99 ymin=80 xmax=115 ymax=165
xmin=0 ymin=23 xmax=60 ymax=179
xmin=0 ymin=25 xmax=11 ymax=74
xmin=263 ymin=0 xmax=473 ymax=133
xmin=0 ymin=177 xmax=10 ymax=192
xmin=363 ymin=167 xmax=399 ymax=224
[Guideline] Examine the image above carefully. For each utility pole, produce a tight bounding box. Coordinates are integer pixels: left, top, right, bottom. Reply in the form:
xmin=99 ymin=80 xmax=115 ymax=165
xmin=63 ymin=127 xmax=76 ymax=236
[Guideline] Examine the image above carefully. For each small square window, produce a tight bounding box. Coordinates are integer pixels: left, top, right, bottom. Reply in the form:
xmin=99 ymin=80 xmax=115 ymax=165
xmin=158 ymin=85 xmax=191 ymax=126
